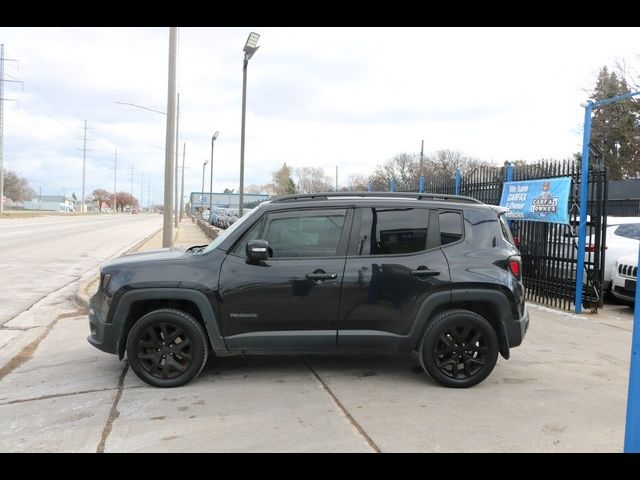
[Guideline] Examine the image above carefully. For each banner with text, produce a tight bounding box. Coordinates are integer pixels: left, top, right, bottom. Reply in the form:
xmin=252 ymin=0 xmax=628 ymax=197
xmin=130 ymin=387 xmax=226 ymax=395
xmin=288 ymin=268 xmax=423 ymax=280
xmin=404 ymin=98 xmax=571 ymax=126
xmin=499 ymin=177 xmax=571 ymax=224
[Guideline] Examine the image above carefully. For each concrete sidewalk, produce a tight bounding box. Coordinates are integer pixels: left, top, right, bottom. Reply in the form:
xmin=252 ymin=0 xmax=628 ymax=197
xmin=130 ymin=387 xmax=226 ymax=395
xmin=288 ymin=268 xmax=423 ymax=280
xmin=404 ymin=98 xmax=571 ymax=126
xmin=74 ymin=217 xmax=213 ymax=308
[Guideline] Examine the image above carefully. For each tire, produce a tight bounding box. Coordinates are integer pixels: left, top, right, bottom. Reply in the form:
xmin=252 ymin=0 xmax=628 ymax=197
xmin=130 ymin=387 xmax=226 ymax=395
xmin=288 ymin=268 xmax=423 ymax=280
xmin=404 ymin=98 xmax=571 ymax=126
xmin=418 ymin=309 xmax=498 ymax=388
xmin=126 ymin=308 xmax=209 ymax=388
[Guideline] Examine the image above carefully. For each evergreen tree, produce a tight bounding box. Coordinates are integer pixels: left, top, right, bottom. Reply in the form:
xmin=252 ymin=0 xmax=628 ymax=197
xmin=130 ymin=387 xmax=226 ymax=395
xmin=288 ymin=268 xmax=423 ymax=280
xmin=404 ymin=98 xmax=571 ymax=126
xmin=271 ymin=163 xmax=297 ymax=196
xmin=589 ymin=66 xmax=640 ymax=179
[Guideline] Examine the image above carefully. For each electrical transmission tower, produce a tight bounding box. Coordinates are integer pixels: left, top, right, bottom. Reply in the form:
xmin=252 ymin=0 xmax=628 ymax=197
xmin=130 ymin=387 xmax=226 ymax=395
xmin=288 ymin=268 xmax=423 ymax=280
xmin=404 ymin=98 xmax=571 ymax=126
xmin=0 ymin=44 xmax=22 ymax=215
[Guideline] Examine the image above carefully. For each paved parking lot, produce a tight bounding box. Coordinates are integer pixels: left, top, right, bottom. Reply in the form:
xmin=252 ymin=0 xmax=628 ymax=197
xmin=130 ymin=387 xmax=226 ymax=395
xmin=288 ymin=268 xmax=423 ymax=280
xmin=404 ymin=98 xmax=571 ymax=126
xmin=0 ymin=295 xmax=633 ymax=452
xmin=0 ymin=215 xmax=635 ymax=452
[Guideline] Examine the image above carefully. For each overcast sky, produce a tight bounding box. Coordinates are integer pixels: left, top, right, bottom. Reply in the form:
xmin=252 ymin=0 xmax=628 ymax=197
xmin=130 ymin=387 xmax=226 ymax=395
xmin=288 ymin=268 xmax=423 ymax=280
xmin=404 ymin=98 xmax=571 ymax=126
xmin=1 ymin=27 xmax=639 ymax=204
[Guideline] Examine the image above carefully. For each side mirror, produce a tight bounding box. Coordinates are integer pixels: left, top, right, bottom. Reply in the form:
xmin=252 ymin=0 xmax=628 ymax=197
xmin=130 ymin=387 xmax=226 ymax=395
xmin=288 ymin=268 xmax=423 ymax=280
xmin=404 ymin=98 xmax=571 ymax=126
xmin=246 ymin=239 xmax=269 ymax=263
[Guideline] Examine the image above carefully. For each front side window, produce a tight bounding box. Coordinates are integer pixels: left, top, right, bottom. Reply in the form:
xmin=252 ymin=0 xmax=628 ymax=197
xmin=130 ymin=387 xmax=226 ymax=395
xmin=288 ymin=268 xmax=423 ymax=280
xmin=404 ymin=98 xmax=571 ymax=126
xmin=264 ymin=210 xmax=347 ymax=258
xmin=357 ymin=207 xmax=429 ymax=256
xmin=614 ymin=224 xmax=640 ymax=240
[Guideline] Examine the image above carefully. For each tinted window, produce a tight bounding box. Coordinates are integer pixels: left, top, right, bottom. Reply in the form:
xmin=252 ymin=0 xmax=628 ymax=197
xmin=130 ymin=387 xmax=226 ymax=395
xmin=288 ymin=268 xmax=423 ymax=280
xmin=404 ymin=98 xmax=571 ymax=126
xmin=499 ymin=215 xmax=515 ymax=246
xmin=439 ymin=211 xmax=463 ymax=245
xmin=264 ymin=210 xmax=346 ymax=258
xmin=232 ymin=217 xmax=264 ymax=255
xmin=357 ymin=208 xmax=428 ymax=255
xmin=615 ymin=224 xmax=640 ymax=240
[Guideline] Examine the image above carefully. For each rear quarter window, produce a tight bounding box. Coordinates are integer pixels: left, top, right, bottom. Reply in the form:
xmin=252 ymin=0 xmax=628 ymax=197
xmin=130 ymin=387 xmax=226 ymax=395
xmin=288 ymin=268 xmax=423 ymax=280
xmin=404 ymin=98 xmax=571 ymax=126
xmin=499 ymin=215 xmax=516 ymax=246
xmin=439 ymin=211 xmax=463 ymax=246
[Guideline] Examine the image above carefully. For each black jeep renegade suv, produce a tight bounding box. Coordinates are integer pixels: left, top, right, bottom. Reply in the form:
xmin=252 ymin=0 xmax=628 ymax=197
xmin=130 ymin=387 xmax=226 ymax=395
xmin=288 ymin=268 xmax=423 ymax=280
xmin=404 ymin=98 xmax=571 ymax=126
xmin=88 ymin=192 xmax=528 ymax=388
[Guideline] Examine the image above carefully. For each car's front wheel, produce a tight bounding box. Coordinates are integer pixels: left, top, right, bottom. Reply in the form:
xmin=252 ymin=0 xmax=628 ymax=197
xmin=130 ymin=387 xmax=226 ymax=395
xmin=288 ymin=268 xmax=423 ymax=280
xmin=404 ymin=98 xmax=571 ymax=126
xmin=419 ymin=309 xmax=498 ymax=388
xmin=126 ymin=309 xmax=209 ymax=388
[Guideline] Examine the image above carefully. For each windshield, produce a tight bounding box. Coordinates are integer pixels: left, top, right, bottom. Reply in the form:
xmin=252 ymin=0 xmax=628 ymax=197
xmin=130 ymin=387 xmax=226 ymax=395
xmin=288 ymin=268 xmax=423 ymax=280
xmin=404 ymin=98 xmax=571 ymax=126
xmin=614 ymin=223 xmax=640 ymax=241
xmin=201 ymin=205 xmax=265 ymax=254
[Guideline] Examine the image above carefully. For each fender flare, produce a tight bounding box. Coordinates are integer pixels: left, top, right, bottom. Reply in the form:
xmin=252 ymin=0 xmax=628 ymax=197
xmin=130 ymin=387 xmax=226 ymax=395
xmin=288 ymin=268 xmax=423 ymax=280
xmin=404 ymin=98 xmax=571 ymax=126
xmin=112 ymin=288 xmax=226 ymax=358
xmin=410 ymin=289 xmax=513 ymax=359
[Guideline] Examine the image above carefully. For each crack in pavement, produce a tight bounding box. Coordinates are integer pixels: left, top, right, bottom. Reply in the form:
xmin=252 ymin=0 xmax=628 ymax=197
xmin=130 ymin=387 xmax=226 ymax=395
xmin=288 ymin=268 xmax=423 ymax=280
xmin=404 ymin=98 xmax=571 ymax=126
xmin=97 ymin=361 xmax=129 ymax=453
xmin=0 ymin=308 xmax=87 ymax=382
xmin=0 ymin=385 xmax=143 ymax=406
xmin=301 ymin=356 xmax=380 ymax=453
xmin=0 ymin=275 xmax=84 ymax=327
xmin=0 ymin=325 xmax=42 ymax=331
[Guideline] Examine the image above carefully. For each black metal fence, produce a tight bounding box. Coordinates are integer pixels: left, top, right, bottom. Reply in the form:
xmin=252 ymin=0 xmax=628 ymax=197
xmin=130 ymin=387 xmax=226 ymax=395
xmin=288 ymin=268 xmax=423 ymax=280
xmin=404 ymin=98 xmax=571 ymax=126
xmin=384 ymin=155 xmax=608 ymax=311
xmin=511 ymin=155 xmax=607 ymax=311
xmin=607 ymin=199 xmax=640 ymax=217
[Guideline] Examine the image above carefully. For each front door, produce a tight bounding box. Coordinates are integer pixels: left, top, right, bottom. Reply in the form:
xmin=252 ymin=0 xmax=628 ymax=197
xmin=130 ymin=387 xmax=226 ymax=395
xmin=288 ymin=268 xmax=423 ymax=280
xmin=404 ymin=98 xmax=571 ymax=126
xmin=338 ymin=206 xmax=451 ymax=347
xmin=219 ymin=208 xmax=352 ymax=350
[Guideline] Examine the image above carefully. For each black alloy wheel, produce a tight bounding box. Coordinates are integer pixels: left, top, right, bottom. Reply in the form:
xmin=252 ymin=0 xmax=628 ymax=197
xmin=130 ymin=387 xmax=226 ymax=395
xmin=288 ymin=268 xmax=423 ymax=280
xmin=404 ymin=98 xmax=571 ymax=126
xmin=126 ymin=309 xmax=208 ymax=388
xmin=419 ymin=309 xmax=498 ymax=388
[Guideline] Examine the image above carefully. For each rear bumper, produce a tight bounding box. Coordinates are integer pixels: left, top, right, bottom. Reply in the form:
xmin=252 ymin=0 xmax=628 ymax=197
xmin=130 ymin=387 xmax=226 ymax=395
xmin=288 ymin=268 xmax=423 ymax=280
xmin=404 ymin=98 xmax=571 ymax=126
xmin=505 ymin=306 xmax=529 ymax=348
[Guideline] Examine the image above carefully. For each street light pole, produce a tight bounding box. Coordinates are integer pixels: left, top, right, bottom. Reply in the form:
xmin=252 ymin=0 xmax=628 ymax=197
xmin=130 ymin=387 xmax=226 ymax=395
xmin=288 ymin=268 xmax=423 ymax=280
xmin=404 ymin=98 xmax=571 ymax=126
xmin=209 ymin=131 xmax=219 ymax=222
xmin=201 ymin=158 xmax=208 ymax=212
xmin=162 ymin=27 xmax=178 ymax=248
xmin=180 ymin=142 xmax=186 ymax=220
xmin=113 ymin=149 xmax=117 ymax=212
xmin=174 ymin=93 xmax=180 ymax=228
xmin=239 ymin=32 xmax=260 ymax=218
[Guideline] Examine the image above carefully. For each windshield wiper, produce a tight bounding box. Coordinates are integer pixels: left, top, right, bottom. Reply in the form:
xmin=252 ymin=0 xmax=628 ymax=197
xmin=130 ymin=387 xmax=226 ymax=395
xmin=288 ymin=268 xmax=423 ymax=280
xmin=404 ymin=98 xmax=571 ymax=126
xmin=186 ymin=244 xmax=208 ymax=253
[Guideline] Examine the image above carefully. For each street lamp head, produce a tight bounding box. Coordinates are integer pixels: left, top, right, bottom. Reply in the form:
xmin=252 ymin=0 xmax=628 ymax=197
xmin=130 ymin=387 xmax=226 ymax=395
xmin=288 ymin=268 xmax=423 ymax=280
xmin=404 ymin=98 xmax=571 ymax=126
xmin=212 ymin=131 xmax=220 ymax=142
xmin=204 ymin=159 xmax=209 ymax=166
xmin=243 ymin=32 xmax=260 ymax=60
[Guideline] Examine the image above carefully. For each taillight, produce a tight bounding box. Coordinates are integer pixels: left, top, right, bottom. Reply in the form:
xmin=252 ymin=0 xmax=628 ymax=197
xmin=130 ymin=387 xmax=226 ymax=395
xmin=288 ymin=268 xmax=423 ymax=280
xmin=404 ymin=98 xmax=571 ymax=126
xmin=585 ymin=243 xmax=607 ymax=252
xmin=509 ymin=258 xmax=521 ymax=279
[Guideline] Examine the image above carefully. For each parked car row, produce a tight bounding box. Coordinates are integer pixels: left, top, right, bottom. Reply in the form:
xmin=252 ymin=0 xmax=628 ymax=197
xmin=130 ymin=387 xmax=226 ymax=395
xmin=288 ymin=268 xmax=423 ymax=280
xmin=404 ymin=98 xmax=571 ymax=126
xmin=201 ymin=207 xmax=256 ymax=230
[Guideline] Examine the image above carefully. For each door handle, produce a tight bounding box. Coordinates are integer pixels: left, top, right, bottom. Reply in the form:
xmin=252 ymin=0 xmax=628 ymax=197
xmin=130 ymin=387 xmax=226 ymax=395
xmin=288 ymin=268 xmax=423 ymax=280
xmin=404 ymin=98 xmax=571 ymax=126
xmin=306 ymin=271 xmax=337 ymax=281
xmin=410 ymin=268 xmax=440 ymax=277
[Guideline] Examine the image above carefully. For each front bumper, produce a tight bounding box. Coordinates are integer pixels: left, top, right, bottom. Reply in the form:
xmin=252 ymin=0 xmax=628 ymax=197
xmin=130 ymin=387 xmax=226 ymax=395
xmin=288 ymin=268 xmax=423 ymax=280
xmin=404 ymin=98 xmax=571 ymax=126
xmin=87 ymin=293 xmax=120 ymax=355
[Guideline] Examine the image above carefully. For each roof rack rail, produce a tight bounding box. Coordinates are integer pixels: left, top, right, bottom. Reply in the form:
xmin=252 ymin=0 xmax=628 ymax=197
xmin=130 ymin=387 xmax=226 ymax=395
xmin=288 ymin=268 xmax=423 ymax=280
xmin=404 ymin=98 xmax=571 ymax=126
xmin=272 ymin=191 xmax=483 ymax=204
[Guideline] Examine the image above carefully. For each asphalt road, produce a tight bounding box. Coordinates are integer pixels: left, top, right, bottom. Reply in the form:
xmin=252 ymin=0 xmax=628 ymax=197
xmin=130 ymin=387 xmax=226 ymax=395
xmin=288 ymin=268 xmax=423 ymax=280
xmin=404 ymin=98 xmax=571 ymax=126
xmin=0 ymin=214 xmax=162 ymax=326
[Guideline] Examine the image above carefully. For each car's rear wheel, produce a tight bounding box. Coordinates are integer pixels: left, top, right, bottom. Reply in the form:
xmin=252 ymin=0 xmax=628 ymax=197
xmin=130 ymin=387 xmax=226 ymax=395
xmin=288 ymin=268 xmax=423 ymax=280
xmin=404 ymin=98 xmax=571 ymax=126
xmin=419 ymin=309 xmax=498 ymax=388
xmin=126 ymin=309 xmax=208 ymax=388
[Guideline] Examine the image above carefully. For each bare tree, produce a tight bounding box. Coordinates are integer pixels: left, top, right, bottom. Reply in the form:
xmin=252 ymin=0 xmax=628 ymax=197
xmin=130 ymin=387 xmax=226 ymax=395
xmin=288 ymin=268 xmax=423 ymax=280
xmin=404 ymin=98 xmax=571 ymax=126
xmin=295 ymin=167 xmax=333 ymax=193
xmin=368 ymin=152 xmax=421 ymax=191
xmin=245 ymin=184 xmax=271 ymax=194
xmin=346 ymin=173 xmax=369 ymax=191
xmin=427 ymin=149 xmax=484 ymax=177
xmin=91 ymin=189 xmax=111 ymax=212
xmin=2 ymin=168 xmax=35 ymax=202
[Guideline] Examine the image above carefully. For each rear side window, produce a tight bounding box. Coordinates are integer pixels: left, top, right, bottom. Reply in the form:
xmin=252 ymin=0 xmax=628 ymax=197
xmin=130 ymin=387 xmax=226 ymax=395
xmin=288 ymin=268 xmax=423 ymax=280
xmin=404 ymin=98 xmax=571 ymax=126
xmin=439 ymin=211 xmax=463 ymax=246
xmin=357 ymin=208 xmax=429 ymax=255
xmin=614 ymin=224 xmax=640 ymax=240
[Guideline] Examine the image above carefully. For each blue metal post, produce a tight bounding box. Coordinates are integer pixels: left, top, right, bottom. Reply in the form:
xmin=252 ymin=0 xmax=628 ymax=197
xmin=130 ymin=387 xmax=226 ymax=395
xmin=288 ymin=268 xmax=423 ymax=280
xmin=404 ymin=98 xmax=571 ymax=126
xmin=454 ymin=169 xmax=462 ymax=195
xmin=505 ymin=163 xmax=514 ymax=227
xmin=625 ymin=244 xmax=640 ymax=452
xmin=506 ymin=163 xmax=514 ymax=183
xmin=367 ymin=182 xmax=372 ymax=192
xmin=419 ymin=175 xmax=425 ymax=193
xmin=390 ymin=179 xmax=396 ymax=192
xmin=575 ymin=101 xmax=593 ymax=314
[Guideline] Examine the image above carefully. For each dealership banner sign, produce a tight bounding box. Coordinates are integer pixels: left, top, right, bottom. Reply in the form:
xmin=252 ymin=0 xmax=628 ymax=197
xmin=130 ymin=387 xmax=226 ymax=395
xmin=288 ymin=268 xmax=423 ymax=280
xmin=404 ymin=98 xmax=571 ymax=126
xmin=499 ymin=177 xmax=571 ymax=224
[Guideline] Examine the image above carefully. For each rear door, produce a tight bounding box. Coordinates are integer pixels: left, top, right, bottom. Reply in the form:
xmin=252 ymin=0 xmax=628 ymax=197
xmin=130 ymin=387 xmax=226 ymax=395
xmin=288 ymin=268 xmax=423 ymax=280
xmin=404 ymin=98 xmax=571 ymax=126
xmin=338 ymin=206 xmax=451 ymax=347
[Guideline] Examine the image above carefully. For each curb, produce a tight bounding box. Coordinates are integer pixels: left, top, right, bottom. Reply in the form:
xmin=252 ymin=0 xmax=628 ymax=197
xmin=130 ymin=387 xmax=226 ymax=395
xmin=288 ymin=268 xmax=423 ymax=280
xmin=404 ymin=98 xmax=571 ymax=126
xmin=73 ymin=226 xmax=167 ymax=309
